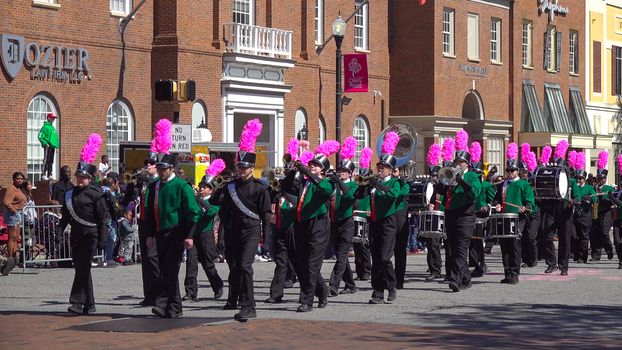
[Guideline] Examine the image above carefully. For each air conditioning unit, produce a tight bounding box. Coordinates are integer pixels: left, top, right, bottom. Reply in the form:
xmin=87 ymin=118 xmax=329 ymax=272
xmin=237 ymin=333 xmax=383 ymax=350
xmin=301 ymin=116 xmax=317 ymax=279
xmin=192 ymin=128 xmax=212 ymax=143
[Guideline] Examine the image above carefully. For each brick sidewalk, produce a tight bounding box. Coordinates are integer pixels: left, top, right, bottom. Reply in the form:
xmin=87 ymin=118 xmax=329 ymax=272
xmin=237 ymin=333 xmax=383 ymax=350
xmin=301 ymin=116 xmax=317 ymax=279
xmin=1 ymin=314 xmax=619 ymax=350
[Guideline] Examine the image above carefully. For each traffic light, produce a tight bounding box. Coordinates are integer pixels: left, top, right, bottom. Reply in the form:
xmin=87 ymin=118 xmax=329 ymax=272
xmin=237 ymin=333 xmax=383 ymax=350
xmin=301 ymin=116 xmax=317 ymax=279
xmin=179 ymin=80 xmax=196 ymax=102
xmin=155 ymin=80 xmax=177 ymax=102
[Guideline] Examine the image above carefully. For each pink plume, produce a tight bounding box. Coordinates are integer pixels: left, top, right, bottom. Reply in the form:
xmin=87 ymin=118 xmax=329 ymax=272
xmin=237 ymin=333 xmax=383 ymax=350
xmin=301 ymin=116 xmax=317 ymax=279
xmin=341 ymin=136 xmax=358 ymax=160
xmin=299 ymin=140 xmax=310 ymax=150
xmin=554 ymin=140 xmax=569 ymax=160
xmin=470 ymin=142 xmax=482 ymax=163
xmin=286 ymin=138 xmax=300 ymax=161
xmin=360 ymin=147 xmax=373 ymax=169
xmin=206 ymin=159 xmax=226 ymax=177
xmin=238 ymin=119 xmax=263 ymax=152
xmin=151 ymin=119 xmax=173 ymax=154
xmin=526 ymin=151 xmax=538 ymax=172
xmin=597 ymin=150 xmax=608 ymax=170
xmin=455 ymin=129 xmax=469 ymax=151
xmin=576 ymin=152 xmax=586 ymax=171
xmin=618 ymin=155 xmax=622 ymax=173
xmin=80 ymin=133 xmax=103 ymax=163
xmin=507 ymin=143 xmax=518 ymax=160
xmin=568 ymin=151 xmax=577 ymax=169
xmin=521 ymin=143 xmax=531 ymax=160
xmin=316 ymin=140 xmax=340 ymax=157
xmin=540 ymin=146 xmax=553 ymax=164
xmin=427 ymin=144 xmax=441 ymax=167
xmin=299 ymin=151 xmax=314 ymax=166
xmin=441 ymin=138 xmax=455 ymax=162
xmin=381 ymin=131 xmax=400 ymax=155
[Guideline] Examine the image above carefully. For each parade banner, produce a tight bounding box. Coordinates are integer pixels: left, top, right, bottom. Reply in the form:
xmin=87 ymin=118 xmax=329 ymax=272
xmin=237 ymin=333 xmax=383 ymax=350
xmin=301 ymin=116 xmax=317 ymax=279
xmin=344 ymin=53 xmax=368 ymax=93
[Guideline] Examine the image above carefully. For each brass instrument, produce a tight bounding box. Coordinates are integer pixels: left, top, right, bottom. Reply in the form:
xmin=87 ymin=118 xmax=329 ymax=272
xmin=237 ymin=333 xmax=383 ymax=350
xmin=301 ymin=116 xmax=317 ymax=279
xmin=355 ymin=174 xmax=377 ymax=186
xmin=437 ymin=166 xmax=465 ymax=186
xmin=271 ymin=179 xmax=281 ymax=191
xmin=375 ymin=124 xmax=418 ymax=168
xmin=213 ymin=175 xmax=237 ymax=188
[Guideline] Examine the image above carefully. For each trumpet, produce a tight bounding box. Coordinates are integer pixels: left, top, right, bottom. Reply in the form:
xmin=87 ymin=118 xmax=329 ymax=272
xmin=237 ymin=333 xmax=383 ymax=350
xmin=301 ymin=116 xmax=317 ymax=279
xmin=271 ymin=179 xmax=281 ymax=191
xmin=213 ymin=175 xmax=237 ymax=188
xmin=438 ymin=166 xmax=465 ymax=186
xmin=355 ymin=174 xmax=377 ymax=186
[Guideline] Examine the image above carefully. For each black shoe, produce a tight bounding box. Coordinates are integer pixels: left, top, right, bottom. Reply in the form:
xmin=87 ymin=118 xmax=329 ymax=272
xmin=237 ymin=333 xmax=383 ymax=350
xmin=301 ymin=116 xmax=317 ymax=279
xmin=329 ymin=286 xmax=339 ymax=297
xmin=448 ymin=281 xmax=460 ymax=292
xmin=368 ymin=297 xmax=384 ymax=304
xmin=167 ymin=310 xmax=184 ymax=319
xmin=67 ymin=304 xmax=83 ymax=315
xmin=234 ymin=307 xmax=256 ymax=322
xmin=618 ymin=264 xmax=622 ymax=270
xmin=151 ymin=306 xmax=167 ymax=318
xmin=425 ymin=274 xmax=442 ymax=283
xmin=181 ymin=294 xmax=194 ymax=302
xmin=590 ymin=256 xmax=601 ymax=261
xmin=339 ymin=287 xmax=357 ymax=295
xmin=607 ymin=251 xmax=614 ymax=260
xmin=223 ymin=302 xmax=238 ymax=310
xmin=560 ymin=269 xmax=568 ymax=276
xmin=461 ymin=282 xmax=472 ymax=290
xmin=386 ymin=289 xmax=397 ymax=303
xmin=500 ymin=278 xmax=510 ymax=284
xmin=545 ymin=265 xmax=558 ymax=274
xmin=265 ymin=296 xmax=284 ymax=304
xmin=318 ymin=295 xmax=328 ymax=308
xmin=284 ymin=280 xmax=294 ymax=288
xmin=485 ymin=248 xmax=492 ymax=254
xmin=396 ymin=283 xmax=404 ymax=290
xmin=214 ymin=288 xmax=224 ymax=299
xmin=521 ymin=263 xmax=530 ymax=268
xmin=358 ymin=274 xmax=370 ymax=281
xmin=471 ymin=269 xmax=484 ymax=278
xmin=1 ymin=257 xmax=15 ymax=276
xmin=82 ymin=304 xmax=96 ymax=315
xmin=138 ymin=299 xmax=155 ymax=307
xmin=297 ymin=304 xmax=313 ymax=312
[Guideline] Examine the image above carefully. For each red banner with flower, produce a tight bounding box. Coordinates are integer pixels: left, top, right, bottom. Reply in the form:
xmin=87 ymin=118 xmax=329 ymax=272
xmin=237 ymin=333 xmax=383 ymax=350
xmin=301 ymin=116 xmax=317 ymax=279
xmin=344 ymin=53 xmax=368 ymax=93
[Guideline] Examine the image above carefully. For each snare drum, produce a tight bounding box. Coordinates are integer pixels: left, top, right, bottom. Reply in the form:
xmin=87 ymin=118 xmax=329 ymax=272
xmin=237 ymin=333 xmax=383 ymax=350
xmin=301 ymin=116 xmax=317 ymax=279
xmin=353 ymin=211 xmax=369 ymax=244
xmin=418 ymin=210 xmax=445 ymax=239
xmin=472 ymin=217 xmax=488 ymax=240
xmin=488 ymin=213 xmax=520 ymax=239
xmin=408 ymin=178 xmax=436 ymax=212
xmin=533 ymin=167 xmax=568 ymax=200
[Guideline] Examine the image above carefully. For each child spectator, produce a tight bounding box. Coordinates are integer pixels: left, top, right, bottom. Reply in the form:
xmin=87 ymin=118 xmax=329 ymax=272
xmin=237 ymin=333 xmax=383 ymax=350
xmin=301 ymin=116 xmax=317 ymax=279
xmin=115 ymin=205 xmax=136 ymax=265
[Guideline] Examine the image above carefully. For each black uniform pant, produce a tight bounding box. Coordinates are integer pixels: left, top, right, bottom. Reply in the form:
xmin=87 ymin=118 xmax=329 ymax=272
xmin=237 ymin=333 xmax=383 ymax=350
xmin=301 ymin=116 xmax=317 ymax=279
xmin=369 ymin=215 xmax=397 ymax=297
xmin=543 ymin=205 xmax=574 ymax=270
xmin=69 ymin=231 xmax=98 ymax=306
xmin=154 ymin=230 xmax=186 ymax=316
xmin=353 ymin=241 xmax=371 ymax=279
xmin=591 ymin=211 xmax=614 ymax=259
xmin=426 ymin=237 xmax=442 ymax=276
xmin=184 ymin=229 xmax=224 ymax=298
xmin=573 ymin=212 xmax=592 ymax=262
xmin=500 ymin=218 xmax=525 ymax=280
xmin=329 ymin=217 xmax=356 ymax=290
xmin=138 ymin=220 xmax=160 ymax=304
xmin=521 ymin=212 xmax=541 ymax=266
xmin=445 ymin=205 xmax=475 ymax=287
xmin=469 ymin=211 xmax=488 ymax=272
xmin=42 ymin=146 xmax=55 ymax=177
xmin=538 ymin=210 xmax=556 ymax=262
xmin=225 ymin=224 xmax=261 ymax=308
xmin=613 ymin=220 xmax=622 ymax=264
xmin=270 ymin=226 xmax=296 ymax=299
xmin=294 ymin=214 xmax=330 ymax=305
xmin=393 ymin=209 xmax=410 ymax=287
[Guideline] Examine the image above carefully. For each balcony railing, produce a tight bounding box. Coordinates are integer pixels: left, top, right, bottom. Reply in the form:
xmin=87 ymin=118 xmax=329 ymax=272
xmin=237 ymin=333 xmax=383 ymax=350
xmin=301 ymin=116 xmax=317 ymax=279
xmin=224 ymin=23 xmax=292 ymax=59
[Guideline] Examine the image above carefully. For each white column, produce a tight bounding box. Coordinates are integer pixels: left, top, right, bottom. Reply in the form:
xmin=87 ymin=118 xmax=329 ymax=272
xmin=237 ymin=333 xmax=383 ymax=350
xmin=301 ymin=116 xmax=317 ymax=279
xmin=276 ymin=110 xmax=284 ymax=167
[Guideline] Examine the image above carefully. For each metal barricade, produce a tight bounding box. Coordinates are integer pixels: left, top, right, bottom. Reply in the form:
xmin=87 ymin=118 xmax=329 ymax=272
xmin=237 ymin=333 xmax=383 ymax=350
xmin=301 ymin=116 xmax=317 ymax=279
xmin=19 ymin=204 xmax=105 ymax=273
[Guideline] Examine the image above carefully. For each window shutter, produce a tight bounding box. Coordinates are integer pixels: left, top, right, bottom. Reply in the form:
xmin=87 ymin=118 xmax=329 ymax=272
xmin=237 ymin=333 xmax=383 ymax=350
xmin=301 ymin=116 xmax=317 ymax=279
xmin=575 ymin=33 xmax=579 ymax=73
xmin=613 ymin=46 xmax=619 ymax=96
xmin=594 ymin=41 xmax=601 ymax=93
xmin=544 ymin=31 xmax=550 ymax=70
xmin=556 ymin=31 xmax=562 ymax=72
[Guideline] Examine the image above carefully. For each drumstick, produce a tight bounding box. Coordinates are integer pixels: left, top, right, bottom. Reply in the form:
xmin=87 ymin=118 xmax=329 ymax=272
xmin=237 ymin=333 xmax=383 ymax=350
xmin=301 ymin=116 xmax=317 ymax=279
xmin=504 ymin=202 xmax=531 ymax=212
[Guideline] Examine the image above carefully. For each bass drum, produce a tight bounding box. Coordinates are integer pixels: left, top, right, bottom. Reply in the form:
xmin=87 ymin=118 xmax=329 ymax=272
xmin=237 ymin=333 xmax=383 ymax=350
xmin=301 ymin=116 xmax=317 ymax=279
xmin=408 ymin=178 xmax=436 ymax=212
xmin=533 ymin=166 xmax=568 ymax=200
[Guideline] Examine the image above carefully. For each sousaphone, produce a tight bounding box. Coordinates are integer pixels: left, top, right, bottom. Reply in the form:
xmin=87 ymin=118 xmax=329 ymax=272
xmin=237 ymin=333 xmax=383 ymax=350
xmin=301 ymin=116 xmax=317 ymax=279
xmin=375 ymin=124 xmax=418 ymax=168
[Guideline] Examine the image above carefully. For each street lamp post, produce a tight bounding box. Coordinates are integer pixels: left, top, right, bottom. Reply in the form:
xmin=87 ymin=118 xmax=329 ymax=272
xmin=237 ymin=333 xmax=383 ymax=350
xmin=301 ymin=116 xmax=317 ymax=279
xmin=333 ymin=16 xmax=346 ymax=165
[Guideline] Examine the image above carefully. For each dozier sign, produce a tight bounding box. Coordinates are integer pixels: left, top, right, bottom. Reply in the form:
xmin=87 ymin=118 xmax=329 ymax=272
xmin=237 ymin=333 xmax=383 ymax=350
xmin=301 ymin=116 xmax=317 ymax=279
xmin=1 ymin=34 xmax=92 ymax=83
xmin=538 ymin=0 xmax=569 ymax=23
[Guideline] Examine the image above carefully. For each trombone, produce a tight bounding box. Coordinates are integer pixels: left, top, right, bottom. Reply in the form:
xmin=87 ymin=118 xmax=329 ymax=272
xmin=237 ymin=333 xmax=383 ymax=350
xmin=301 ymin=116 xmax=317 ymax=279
xmin=437 ymin=166 xmax=465 ymax=186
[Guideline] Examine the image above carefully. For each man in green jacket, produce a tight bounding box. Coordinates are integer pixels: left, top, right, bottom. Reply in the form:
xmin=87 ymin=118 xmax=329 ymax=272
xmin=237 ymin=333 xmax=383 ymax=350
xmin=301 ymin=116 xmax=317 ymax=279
xmin=470 ymin=163 xmax=496 ymax=277
xmin=38 ymin=113 xmax=60 ymax=180
xmin=393 ymin=166 xmax=412 ymax=290
xmin=592 ymin=169 xmax=616 ymax=261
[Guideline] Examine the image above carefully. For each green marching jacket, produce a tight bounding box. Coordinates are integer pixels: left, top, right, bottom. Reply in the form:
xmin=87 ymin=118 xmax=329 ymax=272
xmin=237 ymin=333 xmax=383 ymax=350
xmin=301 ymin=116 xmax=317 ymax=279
xmin=145 ymin=175 xmax=200 ymax=239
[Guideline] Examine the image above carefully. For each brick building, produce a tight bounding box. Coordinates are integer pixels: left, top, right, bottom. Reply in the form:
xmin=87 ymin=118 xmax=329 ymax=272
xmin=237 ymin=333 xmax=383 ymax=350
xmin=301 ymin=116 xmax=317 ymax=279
xmin=0 ymin=0 xmax=390 ymax=186
xmin=389 ymin=0 xmax=513 ymax=174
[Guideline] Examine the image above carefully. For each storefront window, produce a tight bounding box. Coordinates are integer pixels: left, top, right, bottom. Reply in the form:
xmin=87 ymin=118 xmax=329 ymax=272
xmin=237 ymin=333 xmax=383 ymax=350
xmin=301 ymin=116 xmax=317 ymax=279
xmin=106 ymin=100 xmax=134 ymax=173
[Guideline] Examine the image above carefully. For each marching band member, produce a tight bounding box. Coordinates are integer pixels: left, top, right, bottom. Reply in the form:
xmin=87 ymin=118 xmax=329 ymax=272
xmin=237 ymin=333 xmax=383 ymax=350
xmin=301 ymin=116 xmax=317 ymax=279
xmin=469 ymin=142 xmax=493 ymax=277
xmin=393 ymin=164 xmax=412 ymax=290
xmin=572 ymin=152 xmax=595 ymax=264
xmin=519 ymin=145 xmax=540 ymax=268
xmin=612 ymin=156 xmax=622 ymax=268
xmin=591 ymin=151 xmax=615 ymax=261
xmin=182 ymin=160 xmax=225 ymax=302
xmin=536 ymin=146 xmax=555 ymax=266
xmin=353 ymin=147 xmax=373 ymax=281
xmin=328 ymin=137 xmax=359 ymax=295
xmin=437 ymin=138 xmax=456 ymax=281
xmin=424 ymin=144 xmax=444 ymax=282
xmin=60 ymin=134 xmax=108 ymax=315
xmin=541 ymin=140 xmax=579 ymax=275
xmin=281 ymin=140 xmax=339 ymax=312
xmin=144 ymin=119 xmax=201 ymax=318
xmin=358 ymin=132 xmax=402 ymax=304
xmin=492 ymin=143 xmax=534 ymax=284
xmin=209 ymin=119 xmax=272 ymax=321
xmin=137 ymin=155 xmax=160 ymax=307
xmin=438 ymin=130 xmax=481 ymax=292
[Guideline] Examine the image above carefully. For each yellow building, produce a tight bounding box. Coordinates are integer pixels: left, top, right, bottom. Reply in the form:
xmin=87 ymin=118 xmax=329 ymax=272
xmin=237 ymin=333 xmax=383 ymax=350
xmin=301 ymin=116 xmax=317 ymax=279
xmin=586 ymin=0 xmax=622 ymax=183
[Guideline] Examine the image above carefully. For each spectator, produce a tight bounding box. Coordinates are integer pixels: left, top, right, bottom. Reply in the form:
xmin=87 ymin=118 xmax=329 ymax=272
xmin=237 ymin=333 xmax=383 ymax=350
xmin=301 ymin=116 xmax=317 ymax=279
xmin=51 ymin=165 xmax=74 ymax=204
xmin=98 ymin=155 xmax=111 ymax=179
xmin=101 ymin=177 xmax=120 ymax=267
xmin=2 ymin=172 xmax=27 ymax=275
xmin=38 ymin=113 xmax=60 ymax=181
xmin=115 ymin=205 xmax=137 ymax=265
xmin=21 ymin=180 xmax=38 ymax=245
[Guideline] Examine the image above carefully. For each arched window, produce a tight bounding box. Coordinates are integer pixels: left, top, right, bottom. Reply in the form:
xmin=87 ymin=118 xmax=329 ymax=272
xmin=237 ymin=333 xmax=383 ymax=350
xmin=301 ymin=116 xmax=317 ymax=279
xmin=192 ymin=100 xmax=207 ymax=129
xmin=318 ymin=115 xmax=326 ymax=144
xmin=352 ymin=115 xmax=370 ymax=165
xmin=295 ymin=108 xmax=307 ymax=139
xmin=106 ymin=100 xmax=134 ymax=173
xmin=27 ymin=94 xmax=59 ymax=183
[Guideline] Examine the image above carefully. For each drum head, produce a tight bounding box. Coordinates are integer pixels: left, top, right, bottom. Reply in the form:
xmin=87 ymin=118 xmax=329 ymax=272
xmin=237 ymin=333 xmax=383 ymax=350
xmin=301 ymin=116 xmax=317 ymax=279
xmin=425 ymin=182 xmax=435 ymax=206
xmin=558 ymin=170 xmax=568 ymax=199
